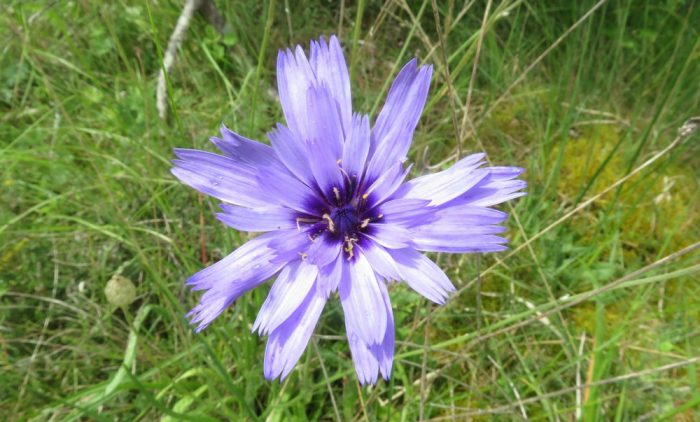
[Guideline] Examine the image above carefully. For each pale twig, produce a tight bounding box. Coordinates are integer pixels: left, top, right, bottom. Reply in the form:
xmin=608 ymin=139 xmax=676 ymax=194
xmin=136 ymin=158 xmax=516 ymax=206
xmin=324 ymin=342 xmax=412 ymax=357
xmin=157 ymin=0 xmax=202 ymax=120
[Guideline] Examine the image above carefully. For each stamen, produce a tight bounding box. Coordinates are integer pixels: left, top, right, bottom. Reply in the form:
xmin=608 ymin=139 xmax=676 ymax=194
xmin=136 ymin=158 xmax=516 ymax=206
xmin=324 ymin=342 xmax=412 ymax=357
xmin=333 ymin=187 xmax=341 ymax=203
xmin=360 ymin=218 xmax=370 ymax=228
xmin=322 ymin=213 xmax=335 ymax=233
xmin=338 ymin=166 xmax=352 ymax=184
xmin=296 ymin=217 xmax=318 ymax=231
xmin=343 ymin=235 xmax=358 ymax=260
xmin=298 ymin=252 xmax=308 ymax=261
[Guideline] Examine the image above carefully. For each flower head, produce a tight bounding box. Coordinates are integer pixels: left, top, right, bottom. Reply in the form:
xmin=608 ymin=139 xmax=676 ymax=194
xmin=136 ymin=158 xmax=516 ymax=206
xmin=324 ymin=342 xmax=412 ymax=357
xmin=172 ymin=36 xmax=526 ymax=384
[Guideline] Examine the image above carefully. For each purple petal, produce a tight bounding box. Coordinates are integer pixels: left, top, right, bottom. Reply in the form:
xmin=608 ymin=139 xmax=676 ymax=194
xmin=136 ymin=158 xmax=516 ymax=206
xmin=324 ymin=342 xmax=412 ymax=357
xmin=388 ymin=248 xmax=455 ymax=304
xmin=254 ymin=261 xmax=319 ymax=335
xmin=268 ymin=229 xmax=315 ymax=264
xmin=341 ymin=113 xmax=370 ymax=180
xmin=398 ymin=153 xmax=490 ymax=206
xmin=365 ymin=223 xmax=413 ymax=249
xmin=247 ymin=149 xmax=324 ymax=216
xmin=345 ymin=281 xmax=394 ymax=384
xmin=363 ymin=162 xmax=412 ymax=208
xmin=268 ymin=123 xmax=315 ymax=187
xmin=365 ymin=59 xmax=433 ymax=181
xmin=360 ymin=242 xmax=402 ymax=281
xmin=450 ymin=167 xmax=527 ymax=207
xmin=276 ymin=46 xmax=317 ymax=140
xmin=304 ymin=84 xmax=345 ymax=193
xmin=172 ymin=149 xmax=272 ymax=208
xmin=306 ymin=233 xmax=342 ymax=267
xmin=309 ymin=35 xmax=352 ymax=133
xmin=339 ymin=253 xmax=387 ymax=345
xmin=211 ymin=125 xmax=278 ymax=167
xmin=406 ymin=205 xmax=509 ymax=253
xmin=317 ymin=253 xmax=344 ymax=298
xmin=346 ymin=328 xmax=379 ymax=385
xmin=264 ymin=286 xmax=326 ymax=381
xmin=217 ymin=204 xmax=297 ymax=232
xmin=377 ymin=282 xmax=395 ymax=380
xmin=185 ymin=232 xmax=287 ymax=331
xmin=377 ymin=198 xmax=433 ymax=227
xmin=412 ymin=233 xmax=509 ymax=254
xmin=431 ymin=205 xmax=508 ymax=225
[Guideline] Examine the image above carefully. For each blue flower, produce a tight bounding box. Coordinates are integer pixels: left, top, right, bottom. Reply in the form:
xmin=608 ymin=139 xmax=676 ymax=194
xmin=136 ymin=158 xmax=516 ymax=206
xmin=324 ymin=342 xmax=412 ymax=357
xmin=172 ymin=36 xmax=526 ymax=384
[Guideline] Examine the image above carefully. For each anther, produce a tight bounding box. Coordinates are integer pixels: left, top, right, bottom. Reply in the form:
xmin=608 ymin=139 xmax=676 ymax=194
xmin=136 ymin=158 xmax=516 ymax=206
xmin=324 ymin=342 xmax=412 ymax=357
xmin=298 ymin=252 xmax=308 ymax=261
xmin=322 ymin=213 xmax=335 ymax=233
xmin=360 ymin=218 xmax=370 ymax=228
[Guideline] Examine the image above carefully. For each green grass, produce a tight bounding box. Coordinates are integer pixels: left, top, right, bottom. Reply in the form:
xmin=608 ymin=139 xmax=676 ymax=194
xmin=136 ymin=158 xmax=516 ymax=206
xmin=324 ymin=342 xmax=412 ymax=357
xmin=2 ymin=0 xmax=700 ymax=420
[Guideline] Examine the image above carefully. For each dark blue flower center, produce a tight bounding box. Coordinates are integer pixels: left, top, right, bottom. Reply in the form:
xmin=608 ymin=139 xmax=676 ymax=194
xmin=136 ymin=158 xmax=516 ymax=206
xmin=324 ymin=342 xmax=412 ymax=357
xmin=330 ymin=205 xmax=360 ymax=235
xmin=296 ymin=181 xmax=384 ymax=260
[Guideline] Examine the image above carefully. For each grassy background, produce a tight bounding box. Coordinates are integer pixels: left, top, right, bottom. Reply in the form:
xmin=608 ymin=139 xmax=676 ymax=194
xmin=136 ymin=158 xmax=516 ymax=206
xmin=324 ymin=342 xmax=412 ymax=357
xmin=2 ymin=0 xmax=700 ymax=420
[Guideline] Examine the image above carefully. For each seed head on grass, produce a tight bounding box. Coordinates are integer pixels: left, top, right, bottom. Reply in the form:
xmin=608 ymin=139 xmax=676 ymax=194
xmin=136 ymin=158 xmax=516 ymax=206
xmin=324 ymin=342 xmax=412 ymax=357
xmin=171 ymin=35 xmax=526 ymax=384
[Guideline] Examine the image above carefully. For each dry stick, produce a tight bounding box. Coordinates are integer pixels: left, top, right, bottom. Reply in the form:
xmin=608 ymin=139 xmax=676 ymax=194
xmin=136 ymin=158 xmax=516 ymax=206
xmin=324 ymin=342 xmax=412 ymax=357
xmin=157 ymin=0 xmax=202 ymax=120
xmin=430 ymin=356 xmax=700 ymax=419
xmin=457 ymin=123 xmax=697 ymax=297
